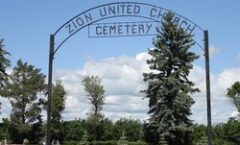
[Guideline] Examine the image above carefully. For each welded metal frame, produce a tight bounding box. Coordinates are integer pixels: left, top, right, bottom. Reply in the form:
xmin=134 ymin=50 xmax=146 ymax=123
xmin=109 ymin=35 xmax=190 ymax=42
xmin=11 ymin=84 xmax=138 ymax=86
xmin=47 ymin=2 xmax=212 ymax=145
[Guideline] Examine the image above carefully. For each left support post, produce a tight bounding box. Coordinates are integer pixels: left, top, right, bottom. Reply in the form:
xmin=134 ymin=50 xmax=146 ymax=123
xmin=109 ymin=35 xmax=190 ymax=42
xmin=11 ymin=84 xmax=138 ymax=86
xmin=46 ymin=34 xmax=54 ymax=145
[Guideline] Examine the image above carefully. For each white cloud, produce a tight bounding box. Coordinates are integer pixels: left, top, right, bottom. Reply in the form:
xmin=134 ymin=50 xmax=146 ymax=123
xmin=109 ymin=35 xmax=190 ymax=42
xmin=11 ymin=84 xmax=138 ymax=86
xmin=55 ymin=53 xmax=150 ymax=121
xmin=0 ymin=97 xmax=11 ymax=119
xmin=55 ymin=52 xmax=238 ymax=124
xmin=1 ymin=52 xmax=239 ymax=124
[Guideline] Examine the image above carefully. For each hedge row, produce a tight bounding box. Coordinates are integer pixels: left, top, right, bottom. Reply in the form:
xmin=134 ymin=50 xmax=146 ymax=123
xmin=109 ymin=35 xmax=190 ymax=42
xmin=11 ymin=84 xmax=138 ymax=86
xmin=62 ymin=140 xmax=147 ymax=145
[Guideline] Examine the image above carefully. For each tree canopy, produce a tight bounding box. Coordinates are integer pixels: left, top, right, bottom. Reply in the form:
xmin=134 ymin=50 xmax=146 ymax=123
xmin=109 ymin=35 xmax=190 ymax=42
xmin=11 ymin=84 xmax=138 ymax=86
xmin=227 ymin=81 xmax=240 ymax=115
xmin=0 ymin=38 xmax=10 ymax=88
xmin=0 ymin=37 xmax=11 ymax=114
xmin=1 ymin=59 xmax=45 ymax=143
xmin=82 ymin=75 xmax=105 ymax=118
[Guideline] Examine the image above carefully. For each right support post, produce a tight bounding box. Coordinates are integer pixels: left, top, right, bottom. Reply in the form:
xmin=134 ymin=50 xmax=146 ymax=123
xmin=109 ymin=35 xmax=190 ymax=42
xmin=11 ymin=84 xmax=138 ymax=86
xmin=204 ymin=30 xmax=213 ymax=145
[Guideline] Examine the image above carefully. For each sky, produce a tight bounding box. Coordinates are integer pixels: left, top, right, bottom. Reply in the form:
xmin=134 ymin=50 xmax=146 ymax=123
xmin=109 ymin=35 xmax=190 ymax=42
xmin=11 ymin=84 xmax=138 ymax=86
xmin=0 ymin=0 xmax=240 ymax=124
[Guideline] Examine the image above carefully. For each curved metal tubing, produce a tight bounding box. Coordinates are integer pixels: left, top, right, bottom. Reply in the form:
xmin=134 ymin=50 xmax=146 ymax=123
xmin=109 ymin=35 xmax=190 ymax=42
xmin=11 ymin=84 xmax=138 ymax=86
xmin=47 ymin=2 xmax=212 ymax=145
xmin=53 ymin=2 xmax=204 ymax=55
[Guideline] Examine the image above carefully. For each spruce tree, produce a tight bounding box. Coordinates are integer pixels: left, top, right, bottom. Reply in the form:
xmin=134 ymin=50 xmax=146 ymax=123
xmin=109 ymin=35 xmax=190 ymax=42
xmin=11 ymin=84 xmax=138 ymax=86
xmin=0 ymin=38 xmax=10 ymax=89
xmin=0 ymin=38 xmax=10 ymax=114
xmin=158 ymin=134 xmax=167 ymax=145
xmin=143 ymin=12 xmax=199 ymax=145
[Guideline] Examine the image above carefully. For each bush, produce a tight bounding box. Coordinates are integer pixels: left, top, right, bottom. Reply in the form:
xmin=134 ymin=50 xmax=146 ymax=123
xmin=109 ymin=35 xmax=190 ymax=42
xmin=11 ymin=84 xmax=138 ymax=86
xmin=62 ymin=140 xmax=79 ymax=145
xmin=62 ymin=141 xmax=146 ymax=145
xmin=129 ymin=141 xmax=147 ymax=145
xmin=90 ymin=140 xmax=117 ymax=145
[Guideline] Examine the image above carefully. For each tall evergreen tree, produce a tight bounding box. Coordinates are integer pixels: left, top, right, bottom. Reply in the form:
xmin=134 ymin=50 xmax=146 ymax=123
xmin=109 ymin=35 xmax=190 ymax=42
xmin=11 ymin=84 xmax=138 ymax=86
xmin=51 ymin=81 xmax=66 ymax=141
xmin=0 ymin=38 xmax=11 ymax=113
xmin=2 ymin=59 xmax=45 ymax=143
xmin=0 ymin=38 xmax=10 ymax=88
xmin=143 ymin=12 xmax=199 ymax=145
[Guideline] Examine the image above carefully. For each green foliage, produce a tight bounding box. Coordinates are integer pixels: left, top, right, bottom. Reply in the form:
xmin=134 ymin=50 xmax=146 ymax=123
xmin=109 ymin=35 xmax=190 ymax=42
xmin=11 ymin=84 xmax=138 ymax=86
xmin=1 ymin=59 xmax=45 ymax=143
xmin=23 ymin=138 xmax=29 ymax=145
xmin=227 ymin=81 xmax=240 ymax=115
xmin=0 ymin=37 xmax=11 ymax=89
xmin=0 ymin=37 xmax=11 ymax=114
xmin=143 ymin=123 xmax=159 ymax=144
xmin=118 ymin=130 xmax=128 ymax=145
xmin=195 ymin=136 xmax=208 ymax=145
xmin=158 ymin=134 xmax=167 ymax=145
xmin=40 ymin=81 xmax=66 ymax=142
xmin=0 ymin=122 xmax=9 ymax=140
xmin=192 ymin=124 xmax=207 ymax=144
xmin=213 ymin=138 xmax=233 ymax=145
xmin=86 ymin=115 xmax=107 ymax=141
xmin=62 ymin=140 xmax=79 ymax=145
xmin=51 ymin=81 xmax=66 ymax=121
xmin=143 ymin=12 xmax=199 ymax=145
xmin=59 ymin=118 xmax=143 ymax=143
xmin=82 ymin=75 xmax=105 ymax=141
xmin=51 ymin=81 xmax=66 ymax=141
xmin=213 ymin=119 xmax=240 ymax=145
xmin=82 ymin=75 xmax=105 ymax=118
xmin=62 ymin=119 xmax=85 ymax=141
xmin=79 ymin=130 xmax=89 ymax=145
xmin=113 ymin=118 xmax=142 ymax=141
xmin=62 ymin=140 xmax=146 ymax=145
xmin=99 ymin=118 xmax=115 ymax=141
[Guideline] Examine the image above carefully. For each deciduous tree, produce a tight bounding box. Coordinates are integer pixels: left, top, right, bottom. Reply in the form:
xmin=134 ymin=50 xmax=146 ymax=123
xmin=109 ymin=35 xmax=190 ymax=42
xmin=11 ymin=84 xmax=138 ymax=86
xmin=41 ymin=81 xmax=66 ymax=142
xmin=227 ymin=81 xmax=240 ymax=117
xmin=82 ymin=75 xmax=105 ymax=141
xmin=51 ymin=81 xmax=66 ymax=141
xmin=82 ymin=75 xmax=105 ymax=118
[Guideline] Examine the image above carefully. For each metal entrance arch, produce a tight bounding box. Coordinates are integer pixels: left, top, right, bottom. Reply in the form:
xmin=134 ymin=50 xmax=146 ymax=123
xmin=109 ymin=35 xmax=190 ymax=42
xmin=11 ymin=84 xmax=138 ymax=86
xmin=47 ymin=2 xmax=212 ymax=145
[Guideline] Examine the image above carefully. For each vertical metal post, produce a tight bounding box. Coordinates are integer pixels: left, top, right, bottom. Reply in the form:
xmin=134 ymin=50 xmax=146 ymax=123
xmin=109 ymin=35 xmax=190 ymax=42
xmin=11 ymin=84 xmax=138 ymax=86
xmin=47 ymin=34 xmax=54 ymax=145
xmin=204 ymin=30 xmax=213 ymax=145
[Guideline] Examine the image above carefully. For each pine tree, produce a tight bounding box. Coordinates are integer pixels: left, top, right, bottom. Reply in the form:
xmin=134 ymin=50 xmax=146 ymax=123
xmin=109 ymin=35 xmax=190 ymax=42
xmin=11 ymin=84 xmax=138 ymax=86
xmin=2 ymin=59 xmax=45 ymax=143
xmin=143 ymin=12 xmax=199 ymax=145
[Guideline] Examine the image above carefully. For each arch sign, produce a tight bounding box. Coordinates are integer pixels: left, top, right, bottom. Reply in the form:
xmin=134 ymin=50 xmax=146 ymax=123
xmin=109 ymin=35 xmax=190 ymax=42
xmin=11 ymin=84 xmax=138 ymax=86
xmin=47 ymin=2 xmax=212 ymax=145
xmin=54 ymin=2 xmax=203 ymax=51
